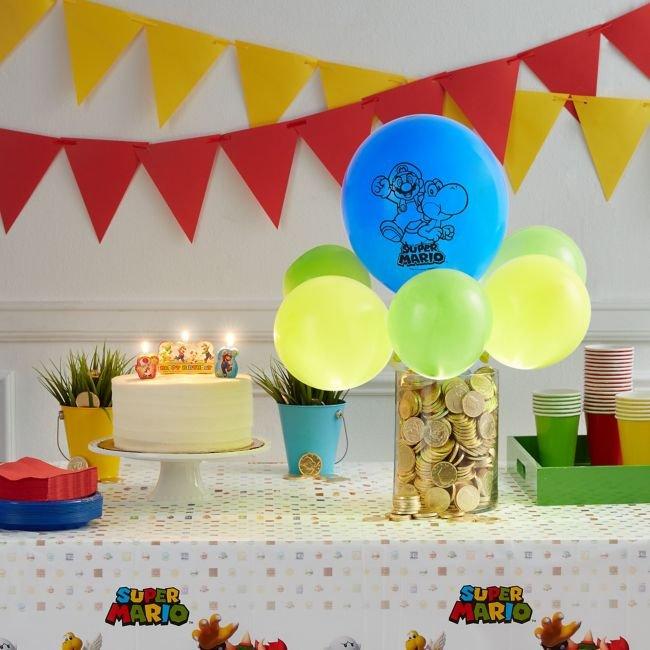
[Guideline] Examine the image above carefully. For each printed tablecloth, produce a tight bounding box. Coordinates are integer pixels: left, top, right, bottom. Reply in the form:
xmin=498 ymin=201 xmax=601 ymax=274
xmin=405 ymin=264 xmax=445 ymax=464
xmin=0 ymin=461 xmax=648 ymax=650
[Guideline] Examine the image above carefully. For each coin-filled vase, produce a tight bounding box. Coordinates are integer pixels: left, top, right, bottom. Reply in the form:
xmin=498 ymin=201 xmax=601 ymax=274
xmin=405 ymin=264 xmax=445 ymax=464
xmin=393 ymin=367 xmax=498 ymax=519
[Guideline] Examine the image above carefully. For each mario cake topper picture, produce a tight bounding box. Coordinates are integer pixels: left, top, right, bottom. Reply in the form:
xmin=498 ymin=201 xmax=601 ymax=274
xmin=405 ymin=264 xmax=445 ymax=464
xmin=158 ymin=340 xmax=215 ymax=374
xmin=216 ymin=333 xmax=239 ymax=379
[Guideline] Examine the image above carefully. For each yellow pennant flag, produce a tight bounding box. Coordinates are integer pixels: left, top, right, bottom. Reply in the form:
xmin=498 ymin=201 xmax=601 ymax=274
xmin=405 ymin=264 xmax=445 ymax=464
xmin=0 ymin=0 xmax=55 ymax=63
xmin=236 ymin=41 xmax=317 ymax=126
xmin=574 ymin=96 xmax=650 ymax=200
xmin=442 ymin=93 xmax=473 ymax=129
xmin=146 ymin=21 xmax=229 ymax=126
xmin=63 ymin=0 xmax=142 ymax=103
xmin=319 ymin=62 xmax=406 ymax=109
xmin=504 ymin=91 xmax=567 ymax=192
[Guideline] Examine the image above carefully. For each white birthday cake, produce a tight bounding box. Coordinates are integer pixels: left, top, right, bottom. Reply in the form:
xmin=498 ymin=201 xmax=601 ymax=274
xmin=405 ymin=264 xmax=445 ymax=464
xmin=111 ymin=373 xmax=253 ymax=453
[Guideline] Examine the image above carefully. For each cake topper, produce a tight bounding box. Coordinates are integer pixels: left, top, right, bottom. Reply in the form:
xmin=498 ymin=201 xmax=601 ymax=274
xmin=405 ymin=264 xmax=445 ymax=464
xmin=215 ymin=333 xmax=239 ymax=379
xmin=135 ymin=341 xmax=159 ymax=380
xmin=159 ymin=331 xmax=215 ymax=374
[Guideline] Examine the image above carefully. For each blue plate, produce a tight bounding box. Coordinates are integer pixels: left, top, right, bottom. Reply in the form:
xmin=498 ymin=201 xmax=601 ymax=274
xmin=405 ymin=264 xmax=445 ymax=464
xmin=0 ymin=492 xmax=103 ymax=531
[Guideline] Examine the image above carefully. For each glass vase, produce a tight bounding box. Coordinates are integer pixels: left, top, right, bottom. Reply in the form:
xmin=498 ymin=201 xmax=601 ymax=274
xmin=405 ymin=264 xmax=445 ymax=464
xmin=392 ymin=367 xmax=498 ymax=519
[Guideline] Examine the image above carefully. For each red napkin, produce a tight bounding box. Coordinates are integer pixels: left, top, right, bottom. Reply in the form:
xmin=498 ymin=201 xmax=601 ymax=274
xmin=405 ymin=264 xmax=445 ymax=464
xmin=0 ymin=457 xmax=97 ymax=501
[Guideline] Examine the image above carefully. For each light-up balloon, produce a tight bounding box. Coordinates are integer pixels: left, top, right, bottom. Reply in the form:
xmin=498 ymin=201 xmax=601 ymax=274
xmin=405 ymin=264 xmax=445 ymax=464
xmin=488 ymin=226 xmax=586 ymax=281
xmin=485 ymin=255 xmax=591 ymax=369
xmin=274 ymin=276 xmax=392 ymax=390
xmin=387 ymin=269 xmax=492 ymax=379
xmin=283 ymin=244 xmax=371 ymax=295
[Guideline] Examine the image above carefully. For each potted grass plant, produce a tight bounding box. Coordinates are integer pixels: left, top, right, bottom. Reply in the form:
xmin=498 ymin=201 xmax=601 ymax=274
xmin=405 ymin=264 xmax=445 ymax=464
xmin=251 ymin=359 xmax=347 ymax=477
xmin=36 ymin=346 xmax=132 ymax=481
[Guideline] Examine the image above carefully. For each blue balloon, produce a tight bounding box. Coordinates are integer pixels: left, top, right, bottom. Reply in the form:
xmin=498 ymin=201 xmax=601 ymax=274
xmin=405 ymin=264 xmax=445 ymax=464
xmin=342 ymin=115 xmax=509 ymax=292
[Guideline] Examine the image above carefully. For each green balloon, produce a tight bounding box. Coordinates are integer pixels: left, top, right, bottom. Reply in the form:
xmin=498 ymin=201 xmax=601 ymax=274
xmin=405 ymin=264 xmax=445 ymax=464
xmin=274 ymin=276 xmax=392 ymax=391
xmin=283 ymin=245 xmax=371 ymax=295
xmin=388 ymin=269 xmax=492 ymax=380
xmin=485 ymin=255 xmax=591 ymax=369
xmin=488 ymin=226 xmax=586 ymax=281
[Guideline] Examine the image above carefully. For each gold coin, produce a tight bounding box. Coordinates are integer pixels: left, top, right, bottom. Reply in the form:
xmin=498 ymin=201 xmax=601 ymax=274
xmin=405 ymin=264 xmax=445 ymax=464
xmin=484 ymin=396 xmax=498 ymax=413
xmin=469 ymin=373 xmax=495 ymax=399
xmin=477 ymin=412 xmax=495 ymax=438
xmin=397 ymin=442 xmax=416 ymax=473
xmin=475 ymin=365 xmax=495 ymax=375
xmin=413 ymin=510 xmax=438 ymax=519
xmin=439 ymin=507 xmax=465 ymax=519
xmin=442 ymin=377 xmax=467 ymax=393
xmin=455 ymin=484 xmax=481 ymax=512
xmin=67 ymin=456 xmax=89 ymax=470
xmin=426 ymin=419 xmax=452 ymax=447
xmin=396 ymin=483 xmax=418 ymax=497
xmin=431 ymin=461 xmax=457 ymax=488
xmin=298 ymin=452 xmax=322 ymax=477
xmin=423 ymin=486 xmax=452 ymax=513
xmin=462 ymin=391 xmax=486 ymax=418
xmin=444 ymin=384 xmax=468 ymax=413
xmin=420 ymin=382 xmax=441 ymax=406
xmin=402 ymin=373 xmax=432 ymax=389
xmin=398 ymin=391 xmax=421 ymax=419
xmin=401 ymin=417 xmax=425 ymax=445
xmin=388 ymin=513 xmax=413 ymax=521
xmin=75 ymin=391 xmax=101 ymax=408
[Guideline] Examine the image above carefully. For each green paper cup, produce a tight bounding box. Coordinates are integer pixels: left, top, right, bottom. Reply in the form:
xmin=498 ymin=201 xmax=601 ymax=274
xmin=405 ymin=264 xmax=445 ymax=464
xmin=535 ymin=413 xmax=580 ymax=466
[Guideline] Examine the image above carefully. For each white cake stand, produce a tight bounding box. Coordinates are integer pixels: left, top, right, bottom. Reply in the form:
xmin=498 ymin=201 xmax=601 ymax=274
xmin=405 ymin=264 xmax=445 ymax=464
xmin=89 ymin=437 xmax=268 ymax=504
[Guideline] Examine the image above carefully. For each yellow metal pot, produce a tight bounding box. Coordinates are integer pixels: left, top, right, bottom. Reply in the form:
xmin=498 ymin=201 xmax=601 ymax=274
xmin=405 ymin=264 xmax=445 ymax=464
xmin=61 ymin=406 xmax=119 ymax=481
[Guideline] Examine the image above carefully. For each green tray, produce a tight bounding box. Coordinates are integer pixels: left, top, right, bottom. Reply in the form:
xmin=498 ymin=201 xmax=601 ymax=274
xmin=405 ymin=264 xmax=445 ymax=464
xmin=507 ymin=435 xmax=650 ymax=505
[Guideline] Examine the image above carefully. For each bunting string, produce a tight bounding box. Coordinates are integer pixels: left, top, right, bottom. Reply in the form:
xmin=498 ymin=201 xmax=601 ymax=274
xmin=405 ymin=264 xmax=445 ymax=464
xmin=0 ymin=0 xmax=647 ymax=128
xmin=1 ymin=93 xmax=647 ymax=241
xmin=0 ymin=1 xmax=649 ymax=240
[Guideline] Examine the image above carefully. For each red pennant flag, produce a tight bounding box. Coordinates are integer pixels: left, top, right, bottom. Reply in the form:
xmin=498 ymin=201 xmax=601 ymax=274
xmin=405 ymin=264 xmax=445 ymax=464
xmin=522 ymin=28 xmax=601 ymax=119
xmin=0 ymin=129 xmax=61 ymax=232
xmin=136 ymin=136 xmax=219 ymax=241
xmin=294 ymin=103 xmax=373 ymax=185
xmin=221 ymin=123 xmax=298 ymax=228
xmin=440 ymin=58 xmax=520 ymax=162
xmin=371 ymin=78 xmax=444 ymax=124
xmin=64 ymin=138 xmax=142 ymax=242
xmin=603 ymin=5 xmax=650 ymax=78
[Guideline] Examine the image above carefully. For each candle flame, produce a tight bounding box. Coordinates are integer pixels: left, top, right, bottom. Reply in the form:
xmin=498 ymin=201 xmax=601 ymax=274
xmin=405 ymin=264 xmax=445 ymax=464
xmin=180 ymin=330 xmax=190 ymax=343
xmin=140 ymin=340 xmax=151 ymax=354
xmin=225 ymin=332 xmax=236 ymax=348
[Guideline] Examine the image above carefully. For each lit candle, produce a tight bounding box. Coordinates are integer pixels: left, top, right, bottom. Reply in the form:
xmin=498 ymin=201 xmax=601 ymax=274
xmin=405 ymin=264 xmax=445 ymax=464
xmin=215 ymin=332 xmax=239 ymax=378
xmin=135 ymin=340 xmax=159 ymax=380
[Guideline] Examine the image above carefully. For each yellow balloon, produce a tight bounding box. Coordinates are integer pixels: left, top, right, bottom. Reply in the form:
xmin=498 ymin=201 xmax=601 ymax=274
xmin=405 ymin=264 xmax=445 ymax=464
xmin=485 ymin=254 xmax=591 ymax=369
xmin=274 ymin=276 xmax=392 ymax=391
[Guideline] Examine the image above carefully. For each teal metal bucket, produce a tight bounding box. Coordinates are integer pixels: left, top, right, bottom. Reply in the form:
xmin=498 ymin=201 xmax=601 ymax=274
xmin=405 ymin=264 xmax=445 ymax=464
xmin=278 ymin=403 xmax=345 ymax=476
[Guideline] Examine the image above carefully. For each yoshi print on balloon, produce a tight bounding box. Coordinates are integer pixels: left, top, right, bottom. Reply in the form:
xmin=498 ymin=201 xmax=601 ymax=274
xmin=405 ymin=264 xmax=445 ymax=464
xmin=372 ymin=161 xmax=468 ymax=269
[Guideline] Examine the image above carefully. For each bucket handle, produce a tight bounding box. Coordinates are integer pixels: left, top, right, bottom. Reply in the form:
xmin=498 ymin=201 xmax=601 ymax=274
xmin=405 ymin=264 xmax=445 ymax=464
xmin=56 ymin=410 xmax=70 ymax=461
xmin=335 ymin=410 xmax=349 ymax=465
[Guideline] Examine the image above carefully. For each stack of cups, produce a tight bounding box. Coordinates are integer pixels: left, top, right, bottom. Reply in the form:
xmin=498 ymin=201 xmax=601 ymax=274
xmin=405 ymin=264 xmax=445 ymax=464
xmin=615 ymin=391 xmax=650 ymax=465
xmin=583 ymin=345 xmax=633 ymax=465
xmin=533 ymin=389 xmax=582 ymax=466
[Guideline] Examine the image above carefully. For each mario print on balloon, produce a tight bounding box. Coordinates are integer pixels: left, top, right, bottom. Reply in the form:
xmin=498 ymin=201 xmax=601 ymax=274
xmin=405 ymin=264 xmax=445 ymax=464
xmin=371 ymin=162 xmax=468 ymax=269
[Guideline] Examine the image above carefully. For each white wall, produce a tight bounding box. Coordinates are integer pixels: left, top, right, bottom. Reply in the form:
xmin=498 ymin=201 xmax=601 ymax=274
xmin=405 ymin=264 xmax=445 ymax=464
xmin=0 ymin=0 xmax=649 ymax=462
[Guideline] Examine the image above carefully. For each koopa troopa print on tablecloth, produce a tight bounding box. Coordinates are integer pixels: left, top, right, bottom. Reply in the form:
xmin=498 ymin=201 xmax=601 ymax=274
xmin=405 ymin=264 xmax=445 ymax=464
xmin=342 ymin=115 xmax=508 ymax=292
